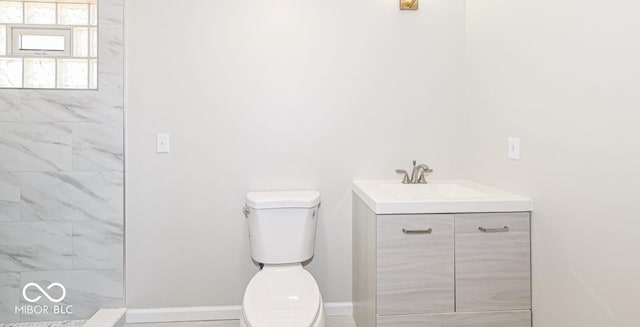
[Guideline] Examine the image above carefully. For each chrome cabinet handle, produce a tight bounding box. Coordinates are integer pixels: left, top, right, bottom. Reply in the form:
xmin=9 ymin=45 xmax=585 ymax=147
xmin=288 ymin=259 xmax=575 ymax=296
xmin=478 ymin=226 xmax=509 ymax=233
xmin=402 ymin=227 xmax=433 ymax=235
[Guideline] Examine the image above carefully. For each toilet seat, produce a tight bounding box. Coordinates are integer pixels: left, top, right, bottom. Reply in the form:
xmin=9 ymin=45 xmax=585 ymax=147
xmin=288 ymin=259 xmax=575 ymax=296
xmin=242 ymin=264 xmax=321 ymax=327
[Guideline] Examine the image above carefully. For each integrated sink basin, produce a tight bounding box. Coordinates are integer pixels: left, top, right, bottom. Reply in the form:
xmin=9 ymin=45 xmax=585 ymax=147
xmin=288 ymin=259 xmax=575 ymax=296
xmin=353 ymin=179 xmax=532 ymax=214
xmin=380 ymin=183 xmax=491 ymax=200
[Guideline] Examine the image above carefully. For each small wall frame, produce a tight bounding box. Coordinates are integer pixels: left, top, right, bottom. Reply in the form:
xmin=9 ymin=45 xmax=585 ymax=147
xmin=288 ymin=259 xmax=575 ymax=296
xmin=400 ymin=0 xmax=419 ymax=10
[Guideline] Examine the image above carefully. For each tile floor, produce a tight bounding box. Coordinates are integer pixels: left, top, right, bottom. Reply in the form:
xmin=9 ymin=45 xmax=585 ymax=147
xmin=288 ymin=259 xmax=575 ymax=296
xmin=125 ymin=316 xmax=355 ymax=327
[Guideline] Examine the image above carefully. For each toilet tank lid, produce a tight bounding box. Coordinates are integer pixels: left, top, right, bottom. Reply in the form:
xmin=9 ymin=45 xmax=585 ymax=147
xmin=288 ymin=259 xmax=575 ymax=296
xmin=246 ymin=190 xmax=320 ymax=209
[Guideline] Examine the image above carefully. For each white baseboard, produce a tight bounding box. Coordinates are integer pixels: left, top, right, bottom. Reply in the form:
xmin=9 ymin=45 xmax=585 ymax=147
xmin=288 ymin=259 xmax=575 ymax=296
xmin=126 ymin=305 xmax=241 ymax=324
xmin=126 ymin=302 xmax=353 ymax=324
xmin=86 ymin=308 xmax=127 ymax=327
xmin=323 ymin=302 xmax=353 ymax=317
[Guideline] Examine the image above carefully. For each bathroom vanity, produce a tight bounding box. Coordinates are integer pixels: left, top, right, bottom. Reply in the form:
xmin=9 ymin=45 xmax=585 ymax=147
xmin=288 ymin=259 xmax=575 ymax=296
xmin=352 ymin=180 xmax=533 ymax=327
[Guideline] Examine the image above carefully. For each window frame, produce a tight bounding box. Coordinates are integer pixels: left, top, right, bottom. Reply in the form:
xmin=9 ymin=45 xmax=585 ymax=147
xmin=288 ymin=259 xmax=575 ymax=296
xmin=0 ymin=0 xmax=99 ymax=90
xmin=9 ymin=25 xmax=72 ymax=56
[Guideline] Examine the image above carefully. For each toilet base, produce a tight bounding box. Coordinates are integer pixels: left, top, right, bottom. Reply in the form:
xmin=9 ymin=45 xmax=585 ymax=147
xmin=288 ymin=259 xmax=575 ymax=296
xmin=240 ymin=297 xmax=325 ymax=327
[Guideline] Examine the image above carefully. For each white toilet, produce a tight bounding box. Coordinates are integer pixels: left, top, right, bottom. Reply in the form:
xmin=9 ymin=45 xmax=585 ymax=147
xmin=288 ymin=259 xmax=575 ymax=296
xmin=240 ymin=190 xmax=326 ymax=327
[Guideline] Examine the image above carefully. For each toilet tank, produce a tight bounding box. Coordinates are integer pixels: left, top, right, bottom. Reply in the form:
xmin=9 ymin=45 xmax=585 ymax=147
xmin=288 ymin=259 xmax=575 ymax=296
xmin=245 ymin=190 xmax=321 ymax=265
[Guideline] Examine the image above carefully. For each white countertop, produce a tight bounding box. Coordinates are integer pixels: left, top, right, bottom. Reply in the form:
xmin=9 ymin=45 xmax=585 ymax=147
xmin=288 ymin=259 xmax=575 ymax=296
xmin=353 ymin=179 xmax=532 ymax=214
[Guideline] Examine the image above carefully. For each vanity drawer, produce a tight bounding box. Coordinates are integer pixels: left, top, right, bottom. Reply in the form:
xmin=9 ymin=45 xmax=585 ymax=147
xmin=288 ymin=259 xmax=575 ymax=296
xmin=377 ymin=310 xmax=532 ymax=327
xmin=377 ymin=214 xmax=455 ymax=315
xmin=455 ymin=213 xmax=531 ymax=312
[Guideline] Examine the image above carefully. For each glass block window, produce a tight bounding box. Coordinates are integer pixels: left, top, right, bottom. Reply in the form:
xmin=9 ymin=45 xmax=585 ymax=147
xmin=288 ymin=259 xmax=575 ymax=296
xmin=25 ymin=2 xmax=56 ymax=24
xmin=0 ymin=0 xmax=98 ymax=89
xmin=24 ymin=57 xmax=56 ymax=87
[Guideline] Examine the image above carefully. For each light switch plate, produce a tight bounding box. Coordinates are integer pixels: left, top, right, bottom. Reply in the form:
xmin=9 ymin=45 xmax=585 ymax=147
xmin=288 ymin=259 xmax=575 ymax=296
xmin=157 ymin=133 xmax=170 ymax=153
xmin=508 ymin=137 xmax=520 ymax=160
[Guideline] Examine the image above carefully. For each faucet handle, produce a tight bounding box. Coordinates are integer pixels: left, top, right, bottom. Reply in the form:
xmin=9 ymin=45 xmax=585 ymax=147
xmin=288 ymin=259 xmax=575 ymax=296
xmin=417 ymin=167 xmax=434 ymax=184
xmin=395 ymin=169 xmax=411 ymax=184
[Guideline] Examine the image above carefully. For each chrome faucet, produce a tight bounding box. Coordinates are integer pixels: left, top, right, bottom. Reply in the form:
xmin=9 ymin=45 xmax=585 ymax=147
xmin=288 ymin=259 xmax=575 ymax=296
xmin=395 ymin=160 xmax=433 ymax=184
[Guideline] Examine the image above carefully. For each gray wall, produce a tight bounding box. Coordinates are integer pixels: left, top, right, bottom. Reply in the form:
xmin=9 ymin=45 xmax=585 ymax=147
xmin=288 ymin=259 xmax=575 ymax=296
xmin=125 ymin=0 xmax=467 ymax=308
xmin=0 ymin=0 xmax=124 ymax=322
xmin=466 ymin=0 xmax=640 ymax=326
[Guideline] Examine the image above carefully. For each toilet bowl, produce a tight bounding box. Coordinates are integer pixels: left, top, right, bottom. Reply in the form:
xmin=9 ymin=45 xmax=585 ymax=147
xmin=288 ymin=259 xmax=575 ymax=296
xmin=240 ymin=264 xmax=325 ymax=327
xmin=240 ymin=190 xmax=325 ymax=327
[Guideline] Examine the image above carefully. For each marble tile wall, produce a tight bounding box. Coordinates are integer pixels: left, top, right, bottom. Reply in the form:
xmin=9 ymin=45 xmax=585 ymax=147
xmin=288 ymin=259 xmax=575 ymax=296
xmin=0 ymin=0 xmax=124 ymax=323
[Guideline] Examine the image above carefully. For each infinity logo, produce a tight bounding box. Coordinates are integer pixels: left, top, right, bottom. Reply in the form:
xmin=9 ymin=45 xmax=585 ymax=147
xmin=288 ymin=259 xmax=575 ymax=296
xmin=22 ymin=283 xmax=67 ymax=303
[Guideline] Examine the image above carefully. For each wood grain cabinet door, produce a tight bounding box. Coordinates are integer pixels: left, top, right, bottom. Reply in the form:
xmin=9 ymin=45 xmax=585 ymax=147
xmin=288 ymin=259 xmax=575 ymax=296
xmin=455 ymin=213 xmax=531 ymax=312
xmin=377 ymin=214 xmax=455 ymax=315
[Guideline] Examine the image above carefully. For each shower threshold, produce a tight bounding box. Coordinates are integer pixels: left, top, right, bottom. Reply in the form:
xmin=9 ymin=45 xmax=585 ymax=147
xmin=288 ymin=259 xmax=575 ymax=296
xmin=0 ymin=321 xmax=86 ymax=327
xmin=1 ymin=308 xmax=126 ymax=327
